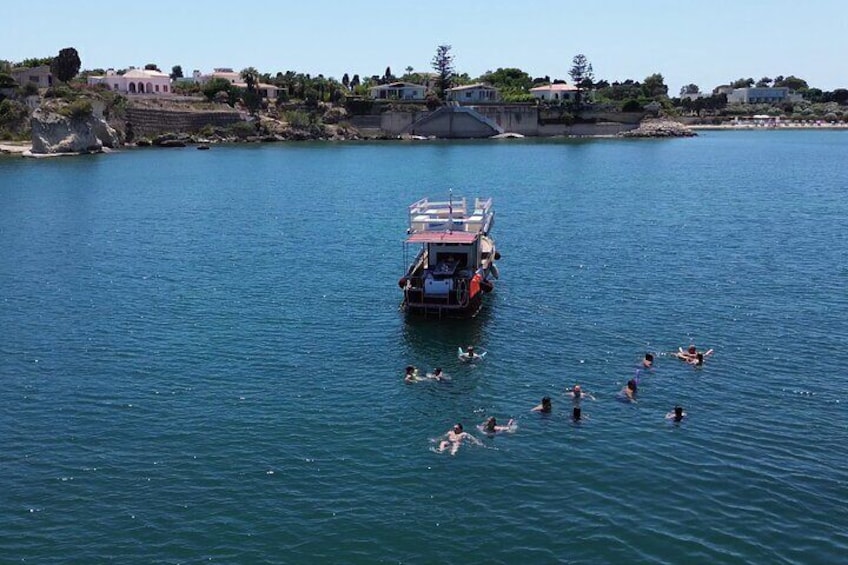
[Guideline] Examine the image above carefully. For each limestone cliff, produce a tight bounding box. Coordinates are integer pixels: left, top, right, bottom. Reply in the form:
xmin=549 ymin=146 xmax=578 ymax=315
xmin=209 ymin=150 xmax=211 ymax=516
xmin=30 ymin=105 xmax=122 ymax=155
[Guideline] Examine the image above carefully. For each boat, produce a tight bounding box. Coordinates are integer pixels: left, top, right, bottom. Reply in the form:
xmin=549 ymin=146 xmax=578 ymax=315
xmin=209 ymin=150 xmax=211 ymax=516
xmin=399 ymin=194 xmax=500 ymax=318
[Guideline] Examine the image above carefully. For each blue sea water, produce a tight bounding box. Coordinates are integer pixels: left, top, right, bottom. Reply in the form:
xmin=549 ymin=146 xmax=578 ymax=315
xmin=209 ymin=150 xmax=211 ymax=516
xmin=1 ymin=131 xmax=847 ymax=564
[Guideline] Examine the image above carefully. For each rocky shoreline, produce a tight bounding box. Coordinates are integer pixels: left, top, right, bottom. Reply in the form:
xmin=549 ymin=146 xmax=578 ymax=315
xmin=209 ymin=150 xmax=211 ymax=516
xmin=618 ymin=118 xmax=696 ymax=138
xmin=4 ymin=110 xmax=702 ymax=159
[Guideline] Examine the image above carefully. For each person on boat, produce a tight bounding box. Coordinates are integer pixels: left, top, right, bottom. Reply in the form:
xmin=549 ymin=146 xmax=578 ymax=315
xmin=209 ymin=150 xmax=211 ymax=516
xmin=404 ymin=365 xmax=420 ymax=383
xmin=437 ymin=423 xmax=482 ymax=455
xmin=480 ymin=417 xmax=515 ymax=434
xmin=532 ymin=396 xmax=552 ymax=413
xmin=566 ymin=384 xmax=595 ymax=404
xmin=666 ymin=406 xmax=686 ymax=422
xmin=620 ymin=379 xmax=638 ymax=402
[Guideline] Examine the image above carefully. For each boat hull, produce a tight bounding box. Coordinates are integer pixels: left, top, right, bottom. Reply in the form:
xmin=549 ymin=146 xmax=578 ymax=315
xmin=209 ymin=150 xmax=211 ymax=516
xmin=402 ymin=287 xmax=485 ymax=319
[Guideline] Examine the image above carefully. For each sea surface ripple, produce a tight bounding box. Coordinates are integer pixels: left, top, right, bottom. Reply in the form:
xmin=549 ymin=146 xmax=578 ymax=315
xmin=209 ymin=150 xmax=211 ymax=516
xmin=1 ymin=131 xmax=847 ymax=563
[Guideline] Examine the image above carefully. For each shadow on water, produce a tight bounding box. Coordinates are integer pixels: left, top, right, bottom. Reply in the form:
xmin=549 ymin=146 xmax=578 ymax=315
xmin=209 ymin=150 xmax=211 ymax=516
xmin=400 ymin=306 xmax=494 ymax=359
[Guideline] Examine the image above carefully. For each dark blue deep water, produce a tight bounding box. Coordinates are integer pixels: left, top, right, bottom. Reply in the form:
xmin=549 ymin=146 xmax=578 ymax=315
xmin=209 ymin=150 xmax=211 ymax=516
xmin=1 ymin=131 xmax=847 ymax=564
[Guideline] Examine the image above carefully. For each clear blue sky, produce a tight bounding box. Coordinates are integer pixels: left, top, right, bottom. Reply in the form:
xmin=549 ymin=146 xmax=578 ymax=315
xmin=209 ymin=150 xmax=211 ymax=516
xmin=5 ymin=0 xmax=847 ymax=94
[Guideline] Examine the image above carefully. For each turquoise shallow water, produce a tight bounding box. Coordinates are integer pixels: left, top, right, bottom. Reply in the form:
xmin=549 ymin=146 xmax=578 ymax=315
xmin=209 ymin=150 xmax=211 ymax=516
xmin=1 ymin=132 xmax=847 ymax=564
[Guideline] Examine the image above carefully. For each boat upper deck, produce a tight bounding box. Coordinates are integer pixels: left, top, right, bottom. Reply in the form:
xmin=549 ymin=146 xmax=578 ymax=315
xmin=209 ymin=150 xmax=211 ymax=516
xmin=407 ymin=197 xmax=494 ymax=239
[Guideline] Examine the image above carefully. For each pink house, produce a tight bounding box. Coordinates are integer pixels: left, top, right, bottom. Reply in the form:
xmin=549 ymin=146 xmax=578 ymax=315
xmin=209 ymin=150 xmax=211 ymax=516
xmin=87 ymin=68 xmax=172 ymax=95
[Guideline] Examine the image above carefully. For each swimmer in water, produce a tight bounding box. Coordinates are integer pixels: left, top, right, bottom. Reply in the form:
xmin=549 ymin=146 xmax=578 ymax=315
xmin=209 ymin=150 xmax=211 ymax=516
xmin=404 ymin=365 xmax=420 ymax=383
xmin=480 ymin=417 xmax=515 ymax=434
xmin=437 ymin=423 xmax=482 ymax=455
xmin=429 ymin=367 xmax=446 ymax=381
xmin=572 ymin=406 xmax=587 ymax=422
xmin=566 ymin=384 xmax=595 ymax=404
xmin=531 ymin=396 xmax=552 ymax=413
xmin=620 ymin=378 xmax=638 ymax=402
xmin=677 ymin=344 xmax=713 ymax=362
xmin=688 ymin=353 xmax=706 ymax=367
xmin=459 ymin=345 xmax=481 ymax=362
xmin=641 ymin=353 xmax=654 ymax=370
xmin=666 ymin=405 xmax=686 ymax=422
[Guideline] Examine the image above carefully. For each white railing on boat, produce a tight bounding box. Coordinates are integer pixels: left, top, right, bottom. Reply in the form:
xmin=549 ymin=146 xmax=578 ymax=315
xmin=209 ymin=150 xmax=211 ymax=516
xmin=407 ymin=197 xmax=493 ymax=235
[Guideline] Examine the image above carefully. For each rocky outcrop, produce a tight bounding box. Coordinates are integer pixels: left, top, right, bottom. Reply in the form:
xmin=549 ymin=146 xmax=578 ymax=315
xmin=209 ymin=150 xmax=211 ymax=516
xmin=619 ymin=118 xmax=696 ymax=138
xmin=29 ymin=106 xmax=122 ymax=155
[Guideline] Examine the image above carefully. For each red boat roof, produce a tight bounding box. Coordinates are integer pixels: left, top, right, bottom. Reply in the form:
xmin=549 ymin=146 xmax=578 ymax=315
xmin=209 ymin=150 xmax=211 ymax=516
xmin=406 ymin=231 xmax=478 ymax=244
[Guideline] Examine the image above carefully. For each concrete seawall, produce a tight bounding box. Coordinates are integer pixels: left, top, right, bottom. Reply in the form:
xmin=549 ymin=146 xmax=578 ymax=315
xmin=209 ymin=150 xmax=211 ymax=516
xmin=359 ymin=106 xmax=641 ymax=138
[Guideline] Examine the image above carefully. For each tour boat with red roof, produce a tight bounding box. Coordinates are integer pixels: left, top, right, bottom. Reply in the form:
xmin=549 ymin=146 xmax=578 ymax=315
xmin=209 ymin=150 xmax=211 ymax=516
xmin=399 ymin=194 xmax=500 ymax=318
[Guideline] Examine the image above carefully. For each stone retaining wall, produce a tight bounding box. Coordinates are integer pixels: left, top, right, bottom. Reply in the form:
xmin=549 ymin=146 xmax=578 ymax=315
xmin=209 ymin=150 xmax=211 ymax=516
xmin=124 ymin=107 xmax=244 ymax=137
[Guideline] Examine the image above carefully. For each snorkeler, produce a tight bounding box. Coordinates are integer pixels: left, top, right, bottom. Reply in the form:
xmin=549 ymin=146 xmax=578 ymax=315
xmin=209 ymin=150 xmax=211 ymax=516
xmin=532 ymin=396 xmax=552 ymax=413
xmin=666 ymin=406 xmax=686 ymax=422
xmin=437 ymin=423 xmax=482 ymax=455
xmin=480 ymin=417 xmax=515 ymax=434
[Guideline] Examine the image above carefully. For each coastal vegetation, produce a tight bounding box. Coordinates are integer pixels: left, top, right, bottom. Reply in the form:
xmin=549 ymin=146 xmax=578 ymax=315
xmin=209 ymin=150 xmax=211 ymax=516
xmin=3 ymin=45 xmax=848 ymax=145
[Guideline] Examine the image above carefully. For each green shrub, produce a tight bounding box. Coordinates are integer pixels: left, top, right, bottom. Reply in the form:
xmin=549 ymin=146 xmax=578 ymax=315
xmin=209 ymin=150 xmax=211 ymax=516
xmin=58 ymin=98 xmax=93 ymax=119
xmin=284 ymin=110 xmax=315 ymax=129
xmin=621 ymin=99 xmax=642 ymax=112
xmin=22 ymin=82 xmax=39 ymax=96
xmin=228 ymin=120 xmax=256 ymax=139
xmin=44 ymin=84 xmax=76 ymax=100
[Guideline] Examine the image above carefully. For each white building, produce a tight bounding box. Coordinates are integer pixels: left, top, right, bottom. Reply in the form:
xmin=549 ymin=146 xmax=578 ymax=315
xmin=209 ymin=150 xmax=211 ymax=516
xmin=726 ymin=87 xmax=802 ymax=104
xmin=446 ymin=83 xmax=500 ymax=103
xmin=530 ymin=83 xmax=579 ymax=102
xmin=87 ymin=68 xmax=172 ymax=95
xmin=369 ymin=82 xmax=426 ymax=100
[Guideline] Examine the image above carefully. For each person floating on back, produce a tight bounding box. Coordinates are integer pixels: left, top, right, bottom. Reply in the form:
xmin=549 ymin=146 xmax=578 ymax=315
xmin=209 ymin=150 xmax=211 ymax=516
xmin=437 ymin=423 xmax=482 ymax=456
xmin=676 ymin=344 xmax=713 ymax=363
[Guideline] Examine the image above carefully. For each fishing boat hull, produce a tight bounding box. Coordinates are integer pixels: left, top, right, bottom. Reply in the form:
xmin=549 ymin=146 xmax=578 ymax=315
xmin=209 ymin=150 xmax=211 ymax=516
xmin=400 ymin=196 xmax=499 ymax=319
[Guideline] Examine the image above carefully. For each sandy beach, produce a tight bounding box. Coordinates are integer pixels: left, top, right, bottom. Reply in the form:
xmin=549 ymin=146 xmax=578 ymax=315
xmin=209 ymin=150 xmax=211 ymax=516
xmin=0 ymin=142 xmax=31 ymax=154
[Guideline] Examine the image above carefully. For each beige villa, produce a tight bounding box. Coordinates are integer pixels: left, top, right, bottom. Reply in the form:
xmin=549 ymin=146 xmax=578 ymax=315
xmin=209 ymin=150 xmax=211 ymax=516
xmin=530 ymin=83 xmax=579 ymax=102
xmin=192 ymin=68 xmax=279 ymax=100
xmin=369 ymin=82 xmax=427 ymax=100
xmin=446 ymin=83 xmax=500 ymax=104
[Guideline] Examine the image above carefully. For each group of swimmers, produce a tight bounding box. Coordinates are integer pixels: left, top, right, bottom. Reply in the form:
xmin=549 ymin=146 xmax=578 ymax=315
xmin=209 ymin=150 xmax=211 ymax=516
xmin=409 ymin=343 xmax=712 ymax=455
